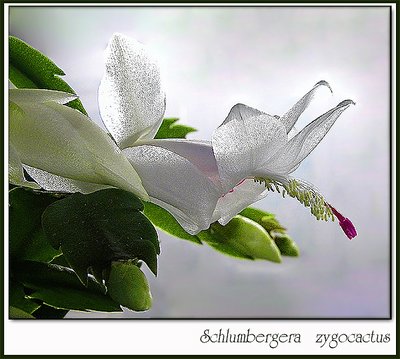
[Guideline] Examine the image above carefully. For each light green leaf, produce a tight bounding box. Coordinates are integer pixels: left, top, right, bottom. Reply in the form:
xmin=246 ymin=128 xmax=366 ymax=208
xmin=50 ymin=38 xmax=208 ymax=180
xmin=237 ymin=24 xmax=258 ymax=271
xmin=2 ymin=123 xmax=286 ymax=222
xmin=106 ymin=261 xmax=152 ymax=312
xmin=240 ymin=207 xmax=286 ymax=232
xmin=9 ymin=36 xmax=87 ymax=114
xmin=42 ymin=189 xmax=159 ymax=284
xmin=240 ymin=207 xmax=299 ymax=257
xmin=155 ymin=118 xmax=196 ymax=139
xmin=143 ymin=202 xmax=201 ymax=244
xmin=271 ymin=232 xmax=300 ymax=257
xmin=198 ymin=215 xmax=282 ymax=263
xmin=9 ymin=306 xmax=35 ymax=319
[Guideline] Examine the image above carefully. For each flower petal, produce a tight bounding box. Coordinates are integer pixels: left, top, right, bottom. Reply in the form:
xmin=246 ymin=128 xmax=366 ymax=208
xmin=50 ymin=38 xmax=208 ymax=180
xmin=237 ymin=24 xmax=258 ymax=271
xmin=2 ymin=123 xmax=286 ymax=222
xmin=136 ymin=138 xmax=221 ymax=187
xmin=212 ymin=179 xmax=268 ymax=225
xmin=9 ymin=143 xmax=40 ymax=189
xmin=9 ymin=88 xmax=77 ymax=105
xmin=212 ymin=103 xmax=287 ymax=192
xmin=24 ymin=165 xmax=109 ymax=194
xmin=267 ymin=100 xmax=355 ymax=174
xmin=123 ymin=145 xmax=221 ymax=234
xmin=98 ymin=33 xmax=166 ymax=148
xmin=9 ymin=100 xmax=148 ymax=199
xmin=280 ymin=80 xmax=333 ymax=134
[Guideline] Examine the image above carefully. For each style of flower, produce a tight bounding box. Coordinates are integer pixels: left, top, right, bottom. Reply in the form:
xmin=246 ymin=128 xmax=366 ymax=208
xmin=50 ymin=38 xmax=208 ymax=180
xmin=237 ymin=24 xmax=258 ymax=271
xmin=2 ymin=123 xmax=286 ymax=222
xmin=9 ymin=33 xmax=357 ymax=239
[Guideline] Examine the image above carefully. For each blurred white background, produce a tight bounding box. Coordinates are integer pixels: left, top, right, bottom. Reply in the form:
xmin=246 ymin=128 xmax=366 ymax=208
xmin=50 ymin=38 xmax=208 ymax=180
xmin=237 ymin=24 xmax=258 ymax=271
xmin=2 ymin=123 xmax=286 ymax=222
xmin=9 ymin=6 xmax=391 ymax=318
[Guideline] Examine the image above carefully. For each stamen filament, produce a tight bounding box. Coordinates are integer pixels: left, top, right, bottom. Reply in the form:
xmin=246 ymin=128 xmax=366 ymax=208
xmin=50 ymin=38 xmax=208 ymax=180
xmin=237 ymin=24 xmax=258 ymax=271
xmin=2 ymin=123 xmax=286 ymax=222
xmin=254 ymin=177 xmax=334 ymax=222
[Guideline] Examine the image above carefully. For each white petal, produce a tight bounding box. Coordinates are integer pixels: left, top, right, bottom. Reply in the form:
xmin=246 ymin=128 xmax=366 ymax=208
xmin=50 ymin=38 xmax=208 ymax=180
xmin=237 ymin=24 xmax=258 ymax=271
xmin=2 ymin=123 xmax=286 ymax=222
xmin=280 ymin=80 xmax=332 ymax=134
xmin=9 ymin=100 xmax=148 ymax=199
xmin=9 ymin=143 xmax=40 ymax=189
xmin=219 ymin=103 xmax=265 ymax=126
xmin=9 ymin=88 xmax=77 ymax=105
xmin=136 ymin=138 xmax=221 ymax=188
xmin=267 ymin=100 xmax=355 ymax=174
xmin=98 ymin=33 xmax=166 ymax=148
xmin=24 ymin=165 xmax=110 ymax=194
xmin=123 ymin=145 xmax=221 ymax=234
xmin=212 ymin=103 xmax=287 ymax=192
xmin=212 ymin=179 xmax=268 ymax=225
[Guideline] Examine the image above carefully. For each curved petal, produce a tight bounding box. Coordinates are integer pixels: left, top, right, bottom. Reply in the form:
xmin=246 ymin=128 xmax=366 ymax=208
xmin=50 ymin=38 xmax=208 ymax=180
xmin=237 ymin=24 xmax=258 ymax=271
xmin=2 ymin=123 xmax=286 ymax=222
xmin=9 ymin=100 xmax=148 ymax=199
xmin=266 ymin=100 xmax=355 ymax=174
xmin=280 ymin=80 xmax=333 ymax=134
xmin=98 ymin=33 xmax=166 ymax=148
xmin=212 ymin=179 xmax=268 ymax=225
xmin=212 ymin=103 xmax=287 ymax=192
xmin=9 ymin=88 xmax=77 ymax=105
xmin=9 ymin=143 xmax=40 ymax=189
xmin=24 ymin=165 xmax=110 ymax=194
xmin=123 ymin=145 xmax=221 ymax=234
xmin=135 ymin=138 xmax=221 ymax=188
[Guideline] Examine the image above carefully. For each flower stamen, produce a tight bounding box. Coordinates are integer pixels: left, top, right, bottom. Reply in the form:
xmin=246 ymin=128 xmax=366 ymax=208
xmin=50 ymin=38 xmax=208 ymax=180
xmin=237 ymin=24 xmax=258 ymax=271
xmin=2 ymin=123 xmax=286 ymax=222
xmin=254 ymin=177 xmax=335 ymax=222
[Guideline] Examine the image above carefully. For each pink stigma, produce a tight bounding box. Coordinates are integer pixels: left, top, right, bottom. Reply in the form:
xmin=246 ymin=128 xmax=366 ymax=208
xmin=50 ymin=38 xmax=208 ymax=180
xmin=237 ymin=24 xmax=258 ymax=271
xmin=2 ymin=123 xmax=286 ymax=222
xmin=328 ymin=204 xmax=357 ymax=240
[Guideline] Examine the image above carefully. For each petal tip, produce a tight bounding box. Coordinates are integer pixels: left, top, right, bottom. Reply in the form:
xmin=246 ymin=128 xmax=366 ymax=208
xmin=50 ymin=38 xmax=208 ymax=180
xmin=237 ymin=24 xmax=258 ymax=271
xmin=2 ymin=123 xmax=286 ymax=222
xmin=337 ymin=99 xmax=356 ymax=107
xmin=314 ymin=80 xmax=333 ymax=94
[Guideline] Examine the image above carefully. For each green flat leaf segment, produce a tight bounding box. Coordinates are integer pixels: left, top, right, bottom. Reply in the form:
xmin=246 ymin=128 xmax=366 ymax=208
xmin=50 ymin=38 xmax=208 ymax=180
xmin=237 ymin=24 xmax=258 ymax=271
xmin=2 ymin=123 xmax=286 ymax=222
xmin=42 ymin=189 xmax=159 ymax=284
xmin=28 ymin=287 xmax=121 ymax=312
xmin=12 ymin=261 xmax=121 ymax=313
xmin=143 ymin=202 xmax=201 ymax=244
xmin=9 ymin=36 xmax=87 ymax=114
xmin=9 ymin=306 xmax=35 ymax=319
xmin=155 ymin=118 xmax=196 ymax=139
xmin=9 ymin=188 xmax=61 ymax=263
xmin=9 ymin=281 xmax=41 ymax=314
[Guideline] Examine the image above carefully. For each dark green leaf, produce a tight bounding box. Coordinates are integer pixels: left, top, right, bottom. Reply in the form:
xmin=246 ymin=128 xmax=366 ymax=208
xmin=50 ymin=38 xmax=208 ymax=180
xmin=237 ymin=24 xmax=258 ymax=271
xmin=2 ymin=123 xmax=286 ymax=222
xmin=9 ymin=281 xmax=40 ymax=314
xmin=13 ymin=261 xmax=121 ymax=313
xmin=31 ymin=304 xmax=69 ymax=319
xmin=143 ymin=202 xmax=201 ymax=244
xmin=9 ymin=188 xmax=61 ymax=262
xmin=50 ymin=254 xmax=69 ymax=267
xmin=42 ymin=189 xmax=159 ymax=284
xmin=28 ymin=287 xmax=121 ymax=312
xmin=106 ymin=261 xmax=152 ymax=312
xmin=271 ymin=232 xmax=300 ymax=257
xmin=9 ymin=36 xmax=87 ymax=114
xmin=155 ymin=118 xmax=196 ymax=139
xmin=198 ymin=215 xmax=281 ymax=263
xmin=9 ymin=306 xmax=35 ymax=319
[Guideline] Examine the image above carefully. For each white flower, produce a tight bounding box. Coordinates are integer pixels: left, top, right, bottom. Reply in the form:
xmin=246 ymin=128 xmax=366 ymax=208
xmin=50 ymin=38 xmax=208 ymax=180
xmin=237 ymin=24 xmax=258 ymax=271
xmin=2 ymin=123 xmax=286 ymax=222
xmin=10 ymin=33 xmax=356 ymax=239
xmin=209 ymin=81 xmax=357 ymax=239
xmin=126 ymin=80 xmax=357 ymax=239
xmin=13 ymin=33 xmax=221 ymax=234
